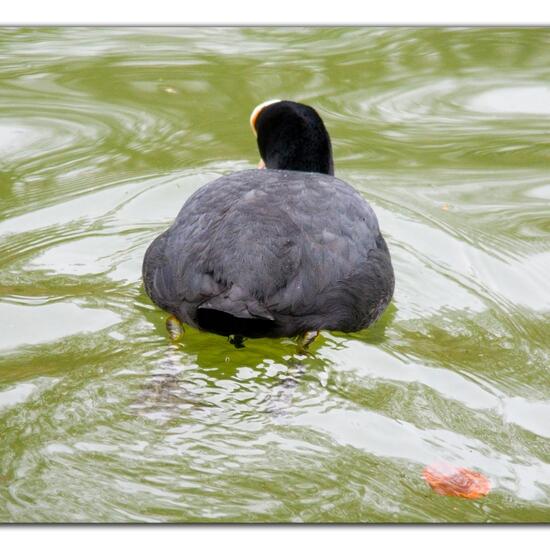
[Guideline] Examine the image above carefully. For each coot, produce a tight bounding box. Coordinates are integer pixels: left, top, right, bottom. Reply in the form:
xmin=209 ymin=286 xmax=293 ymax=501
xmin=143 ymin=100 xmax=394 ymax=348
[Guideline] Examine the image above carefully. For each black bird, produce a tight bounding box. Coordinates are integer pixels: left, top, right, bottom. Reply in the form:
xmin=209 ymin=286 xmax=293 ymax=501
xmin=142 ymin=100 xmax=394 ymax=350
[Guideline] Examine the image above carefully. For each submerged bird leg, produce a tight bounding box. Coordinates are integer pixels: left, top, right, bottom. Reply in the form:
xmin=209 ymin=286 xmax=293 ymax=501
xmin=165 ymin=315 xmax=184 ymax=341
xmin=266 ymin=353 xmax=308 ymax=417
xmin=296 ymin=330 xmax=319 ymax=354
xmin=229 ymin=335 xmax=246 ymax=349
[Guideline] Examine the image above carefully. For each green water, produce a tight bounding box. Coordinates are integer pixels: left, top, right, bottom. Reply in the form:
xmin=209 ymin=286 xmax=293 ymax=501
xmin=0 ymin=27 xmax=549 ymax=523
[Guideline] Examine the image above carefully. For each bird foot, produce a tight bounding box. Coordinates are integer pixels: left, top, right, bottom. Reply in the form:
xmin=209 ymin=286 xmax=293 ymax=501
xmin=229 ymin=335 xmax=246 ymax=349
xmin=166 ymin=315 xmax=184 ymax=341
xmin=296 ymin=330 xmax=319 ymax=354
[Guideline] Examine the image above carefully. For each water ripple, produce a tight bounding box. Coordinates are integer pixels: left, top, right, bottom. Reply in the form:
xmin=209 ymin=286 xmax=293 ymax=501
xmin=0 ymin=27 xmax=549 ymax=523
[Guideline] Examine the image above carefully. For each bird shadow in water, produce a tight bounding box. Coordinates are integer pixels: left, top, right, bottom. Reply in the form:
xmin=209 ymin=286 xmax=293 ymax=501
xmin=136 ymin=297 xmax=397 ymax=420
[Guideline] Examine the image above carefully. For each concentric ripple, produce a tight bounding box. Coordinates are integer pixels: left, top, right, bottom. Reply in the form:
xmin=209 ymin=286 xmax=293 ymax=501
xmin=0 ymin=27 xmax=549 ymax=523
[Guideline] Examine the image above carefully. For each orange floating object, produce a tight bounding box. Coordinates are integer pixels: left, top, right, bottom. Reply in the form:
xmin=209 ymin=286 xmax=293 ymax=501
xmin=422 ymin=463 xmax=491 ymax=499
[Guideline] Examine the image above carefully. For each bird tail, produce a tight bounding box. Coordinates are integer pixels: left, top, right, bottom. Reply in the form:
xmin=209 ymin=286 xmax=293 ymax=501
xmin=195 ymin=286 xmax=275 ymax=338
xmin=197 ymin=285 xmax=274 ymax=320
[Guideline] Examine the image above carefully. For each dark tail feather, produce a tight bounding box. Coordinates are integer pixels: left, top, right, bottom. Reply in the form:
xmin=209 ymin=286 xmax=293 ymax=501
xmin=197 ymin=286 xmax=274 ymax=320
xmin=196 ymin=286 xmax=275 ymax=337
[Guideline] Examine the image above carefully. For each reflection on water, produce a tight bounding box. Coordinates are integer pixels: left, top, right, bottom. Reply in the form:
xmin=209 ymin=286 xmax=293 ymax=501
xmin=0 ymin=27 xmax=549 ymax=523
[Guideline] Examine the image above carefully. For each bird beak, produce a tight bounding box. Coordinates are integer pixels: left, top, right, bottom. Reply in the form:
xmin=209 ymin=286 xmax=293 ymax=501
xmin=249 ymin=99 xmax=281 ymax=137
xmin=258 ymin=159 xmax=265 ymax=169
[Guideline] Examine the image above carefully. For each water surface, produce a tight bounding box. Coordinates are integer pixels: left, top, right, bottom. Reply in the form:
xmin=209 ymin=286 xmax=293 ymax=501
xmin=0 ymin=27 xmax=549 ymax=522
